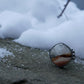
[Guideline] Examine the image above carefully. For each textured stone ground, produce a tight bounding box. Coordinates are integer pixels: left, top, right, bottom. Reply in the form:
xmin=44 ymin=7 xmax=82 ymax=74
xmin=0 ymin=39 xmax=84 ymax=84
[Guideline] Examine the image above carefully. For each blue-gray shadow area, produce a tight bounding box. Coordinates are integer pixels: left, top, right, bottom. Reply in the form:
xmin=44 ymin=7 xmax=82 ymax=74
xmin=72 ymin=0 xmax=84 ymax=10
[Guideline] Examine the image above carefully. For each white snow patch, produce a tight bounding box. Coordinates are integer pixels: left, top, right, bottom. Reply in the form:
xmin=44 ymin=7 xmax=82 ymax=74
xmin=0 ymin=48 xmax=14 ymax=58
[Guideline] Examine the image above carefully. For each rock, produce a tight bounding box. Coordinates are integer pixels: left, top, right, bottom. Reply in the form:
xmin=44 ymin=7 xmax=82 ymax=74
xmin=0 ymin=39 xmax=84 ymax=84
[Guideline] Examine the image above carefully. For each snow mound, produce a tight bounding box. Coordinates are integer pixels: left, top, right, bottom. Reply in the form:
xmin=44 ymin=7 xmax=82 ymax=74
xmin=15 ymin=11 xmax=84 ymax=59
xmin=0 ymin=11 xmax=31 ymax=39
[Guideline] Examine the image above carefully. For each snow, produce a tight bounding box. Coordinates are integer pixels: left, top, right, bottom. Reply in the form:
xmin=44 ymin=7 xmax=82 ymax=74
xmin=0 ymin=48 xmax=14 ymax=58
xmin=15 ymin=11 xmax=84 ymax=59
xmin=0 ymin=11 xmax=31 ymax=39
xmin=0 ymin=0 xmax=84 ymax=61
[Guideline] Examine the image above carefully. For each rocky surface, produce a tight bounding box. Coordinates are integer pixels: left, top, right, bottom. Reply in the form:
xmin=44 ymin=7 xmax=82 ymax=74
xmin=0 ymin=39 xmax=84 ymax=84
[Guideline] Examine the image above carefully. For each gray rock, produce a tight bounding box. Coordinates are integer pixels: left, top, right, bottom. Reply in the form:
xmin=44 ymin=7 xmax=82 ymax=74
xmin=0 ymin=39 xmax=84 ymax=84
